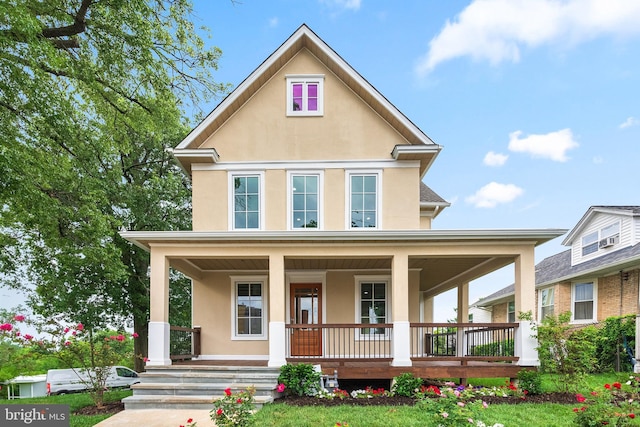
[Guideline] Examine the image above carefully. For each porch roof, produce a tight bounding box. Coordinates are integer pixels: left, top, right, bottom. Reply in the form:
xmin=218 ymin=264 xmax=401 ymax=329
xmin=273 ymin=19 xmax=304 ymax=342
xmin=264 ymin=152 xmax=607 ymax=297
xmin=122 ymin=229 xmax=565 ymax=297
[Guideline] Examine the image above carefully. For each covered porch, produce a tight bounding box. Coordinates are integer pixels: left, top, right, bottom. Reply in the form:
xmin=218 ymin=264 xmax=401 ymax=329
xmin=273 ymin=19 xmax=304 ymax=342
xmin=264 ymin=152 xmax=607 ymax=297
xmin=122 ymin=229 xmax=564 ymax=379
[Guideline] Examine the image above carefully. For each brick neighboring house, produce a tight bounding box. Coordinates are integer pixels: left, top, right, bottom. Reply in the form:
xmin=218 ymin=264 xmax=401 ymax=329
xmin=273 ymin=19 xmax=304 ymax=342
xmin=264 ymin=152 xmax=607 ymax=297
xmin=471 ymin=206 xmax=640 ymax=370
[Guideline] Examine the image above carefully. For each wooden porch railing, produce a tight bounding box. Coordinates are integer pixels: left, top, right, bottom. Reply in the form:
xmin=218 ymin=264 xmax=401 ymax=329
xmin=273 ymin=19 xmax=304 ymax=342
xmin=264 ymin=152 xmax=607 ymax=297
xmin=410 ymin=323 xmax=516 ymax=360
xmin=169 ymin=326 xmax=201 ymax=360
xmin=286 ymin=323 xmax=393 ymax=360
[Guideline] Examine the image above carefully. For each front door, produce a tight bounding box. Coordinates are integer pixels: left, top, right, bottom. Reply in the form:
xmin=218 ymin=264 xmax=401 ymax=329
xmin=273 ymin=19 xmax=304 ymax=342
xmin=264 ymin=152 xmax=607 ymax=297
xmin=290 ymin=283 xmax=322 ymax=356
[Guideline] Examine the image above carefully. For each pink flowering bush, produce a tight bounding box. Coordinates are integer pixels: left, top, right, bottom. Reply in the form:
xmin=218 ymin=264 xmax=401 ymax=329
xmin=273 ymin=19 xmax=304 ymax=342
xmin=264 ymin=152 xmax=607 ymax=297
xmin=210 ymin=387 xmax=256 ymax=427
xmin=0 ymin=315 xmax=138 ymax=408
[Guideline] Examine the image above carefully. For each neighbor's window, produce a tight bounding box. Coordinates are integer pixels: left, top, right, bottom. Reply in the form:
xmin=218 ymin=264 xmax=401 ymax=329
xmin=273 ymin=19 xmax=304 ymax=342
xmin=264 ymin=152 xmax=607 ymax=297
xmin=359 ymin=281 xmax=387 ymax=335
xmin=581 ymin=231 xmax=598 ymax=256
xmin=573 ymin=281 xmax=595 ymax=322
xmin=233 ymin=280 xmax=266 ymax=339
xmin=349 ymin=173 xmax=379 ymax=229
xmin=507 ymin=301 xmax=516 ymax=323
xmin=232 ymin=174 xmax=262 ymax=230
xmin=286 ymin=75 xmax=324 ymax=116
xmin=539 ymin=288 xmax=555 ymax=320
xmin=291 ymin=174 xmax=320 ymax=229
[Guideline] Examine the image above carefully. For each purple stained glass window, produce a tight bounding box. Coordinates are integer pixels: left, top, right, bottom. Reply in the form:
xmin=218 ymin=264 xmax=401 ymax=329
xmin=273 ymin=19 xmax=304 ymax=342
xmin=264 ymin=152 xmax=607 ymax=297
xmin=292 ymin=83 xmax=302 ymax=111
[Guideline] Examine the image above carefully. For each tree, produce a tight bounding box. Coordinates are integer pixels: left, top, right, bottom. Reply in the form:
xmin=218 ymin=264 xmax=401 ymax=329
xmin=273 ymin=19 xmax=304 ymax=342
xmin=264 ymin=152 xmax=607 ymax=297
xmin=0 ymin=0 xmax=229 ymax=371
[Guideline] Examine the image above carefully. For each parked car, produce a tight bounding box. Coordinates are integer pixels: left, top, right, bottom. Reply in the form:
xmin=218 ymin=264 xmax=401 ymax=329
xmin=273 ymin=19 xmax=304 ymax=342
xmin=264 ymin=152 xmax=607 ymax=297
xmin=46 ymin=366 xmax=140 ymax=395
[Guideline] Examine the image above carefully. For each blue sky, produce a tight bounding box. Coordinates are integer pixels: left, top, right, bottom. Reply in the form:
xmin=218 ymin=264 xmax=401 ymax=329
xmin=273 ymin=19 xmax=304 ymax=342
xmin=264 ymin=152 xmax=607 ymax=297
xmin=3 ymin=1 xmax=639 ymax=323
xmin=190 ymin=0 xmax=640 ymax=320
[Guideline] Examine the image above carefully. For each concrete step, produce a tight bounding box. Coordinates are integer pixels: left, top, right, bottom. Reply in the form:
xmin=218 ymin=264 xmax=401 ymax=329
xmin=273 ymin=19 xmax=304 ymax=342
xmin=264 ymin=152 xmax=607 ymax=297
xmin=139 ymin=371 xmax=280 ymax=384
xmin=122 ymin=394 xmax=273 ymax=411
xmin=131 ymin=382 xmax=278 ymax=397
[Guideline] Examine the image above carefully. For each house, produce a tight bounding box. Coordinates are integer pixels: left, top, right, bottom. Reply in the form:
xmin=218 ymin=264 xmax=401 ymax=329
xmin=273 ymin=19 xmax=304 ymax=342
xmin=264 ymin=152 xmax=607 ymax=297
xmin=121 ymin=24 xmax=564 ymax=395
xmin=471 ymin=206 xmax=640 ymax=368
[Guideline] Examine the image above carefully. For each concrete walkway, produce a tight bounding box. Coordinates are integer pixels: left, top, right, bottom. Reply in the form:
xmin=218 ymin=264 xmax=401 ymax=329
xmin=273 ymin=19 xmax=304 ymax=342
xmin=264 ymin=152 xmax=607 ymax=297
xmin=94 ymin=409 xmax=215 ymax=427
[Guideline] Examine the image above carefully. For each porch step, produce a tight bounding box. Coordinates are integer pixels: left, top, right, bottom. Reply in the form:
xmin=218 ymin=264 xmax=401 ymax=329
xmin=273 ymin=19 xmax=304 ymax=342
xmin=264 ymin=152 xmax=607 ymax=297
xmin=123 ymin=365 xmax=282 ymax=411
xmin=122 ymin=394 xmax=274 ymax=410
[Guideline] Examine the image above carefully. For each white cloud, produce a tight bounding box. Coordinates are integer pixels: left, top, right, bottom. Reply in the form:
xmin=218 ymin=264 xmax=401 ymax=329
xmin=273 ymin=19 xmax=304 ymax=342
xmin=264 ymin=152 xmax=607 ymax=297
xmin=619 ymin=116 xmax=640 ymax=129
xmin=483 ymin=151 xmax=508 ymax=167
xmin=416 ymin=0 xmax=640 ymax=75
xmin=320 ymin=0 xmax=361 ymax=11
xmin=508 ymin=128 xmax=578 ymax=162
xmin=466 ymin=182 xmax=524 ymax=208
xmin=268 ymin=17 xmax=279 ymax=28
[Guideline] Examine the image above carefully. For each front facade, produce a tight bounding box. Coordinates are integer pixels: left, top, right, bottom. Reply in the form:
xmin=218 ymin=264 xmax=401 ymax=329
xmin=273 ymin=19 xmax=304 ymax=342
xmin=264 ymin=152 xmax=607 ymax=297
xmin=473 ymin=206 xmax=640 ymax=326
xmin=123 ymin=25 xmax=564 ymax=377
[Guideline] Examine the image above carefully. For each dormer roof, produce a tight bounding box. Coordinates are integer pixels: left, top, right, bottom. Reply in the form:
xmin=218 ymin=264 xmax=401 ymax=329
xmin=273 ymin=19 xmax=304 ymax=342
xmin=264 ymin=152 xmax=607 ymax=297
xmin=562 ymin=206 xmax=640 ymax=246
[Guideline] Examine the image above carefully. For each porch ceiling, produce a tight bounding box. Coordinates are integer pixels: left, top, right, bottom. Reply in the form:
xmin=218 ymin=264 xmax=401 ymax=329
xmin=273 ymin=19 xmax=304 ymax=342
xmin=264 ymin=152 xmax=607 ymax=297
xmin=175 ymin=254 xmax=515 ymax=297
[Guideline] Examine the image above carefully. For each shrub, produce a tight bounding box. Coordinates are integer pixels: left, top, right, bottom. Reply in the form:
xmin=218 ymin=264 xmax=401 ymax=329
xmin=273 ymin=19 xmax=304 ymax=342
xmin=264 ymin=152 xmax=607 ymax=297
xmin=211 ymin=387 xmax=256 ymax=427
xmin=471 ymin=339 xmax=514 ymax=357
xmin=596 ymin=315 xmax=636 ymax=372
xmin=391 ymin=372 xmax=423 ymax=397
xmin=278 ymin=363 xmax=321 ymax=397
xmin=517 ymin=369 xmax=543 ymax=395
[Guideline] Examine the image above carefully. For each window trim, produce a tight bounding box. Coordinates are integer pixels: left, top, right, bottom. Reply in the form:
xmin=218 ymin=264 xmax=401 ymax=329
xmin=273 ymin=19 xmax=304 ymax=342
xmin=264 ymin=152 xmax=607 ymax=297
xmin=287 ymin=171 xmax=324 ymax=230
xmin=228 ymin=171 xmax=265 ymax=231
xmin=230 ymin=275 xmax=268 ymax=341
xmin=538 ymin=287 xmax=555 ymax=321
xmin=345 ymin=170 xmax=382 ymax=230
xmin=354 ymin=275 xmax=391 ymax=340
xmin=286 ymin=75 xmax=324 ymax=116
xmin=571 ymin=280 xmax=597 ymax=323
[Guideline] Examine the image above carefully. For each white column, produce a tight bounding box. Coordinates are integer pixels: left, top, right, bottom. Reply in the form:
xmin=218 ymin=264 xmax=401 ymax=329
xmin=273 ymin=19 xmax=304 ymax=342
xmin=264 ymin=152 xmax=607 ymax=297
xmin=457 ymin=283 xmax=469 ymax=357
xmin=391 ymin=253 xmax=412 ymax=367
xmin=268 ymin=253 xmax=287 ymax=367
xmin=147 ymin=250 xmax=171 ymax=366
xmin=514 ymin=250 xmax=538 ymax=366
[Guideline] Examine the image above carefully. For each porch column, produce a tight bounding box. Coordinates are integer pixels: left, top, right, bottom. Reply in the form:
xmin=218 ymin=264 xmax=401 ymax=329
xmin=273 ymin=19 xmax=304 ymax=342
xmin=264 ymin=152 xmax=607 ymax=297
xmin=456 ymin=282 xmax=469 ymax=357
xmin=268 ymin=253 xmax=287 ymax=367
xmin=514 ymin=249 xmax=538 ymax=366
xmin=147 ymin=250 xmax=171 ymax=366
xmin=423 ymin=294 xmax=434 ymax=323
xmin=391 ymin=252 xmax=411 ymax=367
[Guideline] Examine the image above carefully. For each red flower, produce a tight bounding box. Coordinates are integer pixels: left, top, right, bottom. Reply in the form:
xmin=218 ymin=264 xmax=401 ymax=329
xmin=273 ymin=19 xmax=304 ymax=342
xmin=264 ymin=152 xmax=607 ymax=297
xmin=187 ymin=418 xmax=193 ymax=423
xmin=613 ymin=382 xmax=621 ymax=390
xmin=216 ymin=408 xmax=223 ymax=416
xmin=76 ymin=323 xmax=84 ymax=331
xmin=13 ymin=315 xmax=25 ymax=322
xmin=64 ymin=327 xmax=70 ymax=333
xmin=576 ymin=394 xmax=586 ymax=403
xmin=0 ymin=323 xmax=13 ymax=331
xmin=224 ymin=388 xmax=232 ymax=396
xmin=630 ymin=414 xmax=636 ymax=419
xmin=604 ymin=384 xmax=611 ymax=389
xmin=116 ymin=334 xmax=125 ymax=342
xmin=237 ymin=398 xmax=243 ymax=403
xmin=573 ymin=408 xmax=579 ymax=412
xmin=143 ymin=357 xmax=149 ymax=362
xmin=64 ymin=341 xmax=71 ymax=346
xmin=132 ymin=332 xmax=139 ymax=338
xmin=591 ymin=391 xmax=598 ymax=396
xmin=24 ymin=334 xmax=33 ymax=340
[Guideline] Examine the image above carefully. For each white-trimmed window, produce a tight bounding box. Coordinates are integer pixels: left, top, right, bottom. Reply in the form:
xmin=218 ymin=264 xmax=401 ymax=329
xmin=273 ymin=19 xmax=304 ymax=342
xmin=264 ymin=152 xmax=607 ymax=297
xmin=507 ymin=301 xmax=516 ymax=323
xmin=288 ymin=172 xmax=322 ymax=229
xmin=539 ymin=287 xmax=555 ymax=320
xmin=347 ymin=171 xmax=380 ymax=229
xmin=581 ymin=231 xmax=598 ymax=256
xmin=355 ymin=276 xmax=389 ymax=336
xmin=231 ymin=276 xmax=267 ymax=340
xmin=230 ymin=172 xmax=264 ymax=230
xmin=572 ymin=281 xmax=596 ymax=322
xmin=286 ymin=75 xmax=324 ymax=116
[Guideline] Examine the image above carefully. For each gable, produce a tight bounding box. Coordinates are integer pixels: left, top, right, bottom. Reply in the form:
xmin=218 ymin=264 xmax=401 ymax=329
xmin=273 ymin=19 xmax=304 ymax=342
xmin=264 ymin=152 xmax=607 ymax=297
xmin=173 ymin=24 xmax=441 ymax=175
xmin=198 ymin=49 xmax=410 ymax=163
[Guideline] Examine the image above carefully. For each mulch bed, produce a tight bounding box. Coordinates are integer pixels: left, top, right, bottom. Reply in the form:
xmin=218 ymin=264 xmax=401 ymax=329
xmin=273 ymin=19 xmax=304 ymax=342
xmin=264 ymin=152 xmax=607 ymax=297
xmin=278 ymin=392 xmax=579 ymax=406
xmin=74 ymin=401 xmax=125 ymax=416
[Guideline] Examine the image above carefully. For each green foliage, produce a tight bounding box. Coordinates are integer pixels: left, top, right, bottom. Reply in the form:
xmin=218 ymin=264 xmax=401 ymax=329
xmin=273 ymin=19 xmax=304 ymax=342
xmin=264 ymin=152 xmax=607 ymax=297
xmin=278 ymin=364 xmax=322 ymax=397
xmin=535 ymin=311 xmax=597 ymax=391
xmin=0 ymin=0 xmax=230 ymax=372
xmin=211 ymin=387 xmax=256 ymax=427
xmin=573 ymin=382 xmax=639 ymax=427
xmin=418 ymin=397 xmax=489 ymax=426
xmin=471 ymin=339 xmax=514 ymax=356
xmin=391 ymin=372 xmax=423 ymax=397
xmin=517 ymin=369 xmax=543 ymax=395
xmin=596 ymin=315 xmax=636 ymax=372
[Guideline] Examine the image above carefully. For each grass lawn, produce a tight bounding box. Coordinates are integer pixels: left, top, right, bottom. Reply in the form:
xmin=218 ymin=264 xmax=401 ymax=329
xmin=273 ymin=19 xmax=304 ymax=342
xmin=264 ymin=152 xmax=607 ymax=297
xmin=0 ymin=390 xmax=131 ymax=427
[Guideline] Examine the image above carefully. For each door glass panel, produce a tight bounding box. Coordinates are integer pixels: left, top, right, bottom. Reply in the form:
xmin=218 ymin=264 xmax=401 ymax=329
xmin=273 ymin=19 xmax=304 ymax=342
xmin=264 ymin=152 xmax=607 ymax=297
xmin=293 ymin=287 xmax=319 ymax=324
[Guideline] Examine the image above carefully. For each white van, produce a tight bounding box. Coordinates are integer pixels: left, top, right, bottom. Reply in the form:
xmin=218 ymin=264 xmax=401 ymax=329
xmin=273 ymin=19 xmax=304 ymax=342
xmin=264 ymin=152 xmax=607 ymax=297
xmin=46 ymin=366 xmax=140 ymax=395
